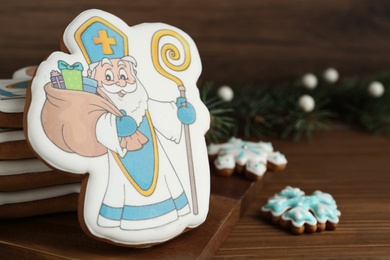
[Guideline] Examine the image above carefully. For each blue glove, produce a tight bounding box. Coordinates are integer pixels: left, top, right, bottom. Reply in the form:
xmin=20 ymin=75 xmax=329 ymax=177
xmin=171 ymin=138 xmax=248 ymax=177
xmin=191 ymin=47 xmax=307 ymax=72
xmin=116 ymin=110 xmax=137 ymax=137
xmin=176 ymin=97 xmax=196 ymax=125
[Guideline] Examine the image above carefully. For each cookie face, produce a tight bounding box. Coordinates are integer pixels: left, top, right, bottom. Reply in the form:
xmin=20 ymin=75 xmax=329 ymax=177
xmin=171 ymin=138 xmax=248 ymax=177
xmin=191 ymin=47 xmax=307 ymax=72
xmin=26 ymin=9 xmax=210 ymax=246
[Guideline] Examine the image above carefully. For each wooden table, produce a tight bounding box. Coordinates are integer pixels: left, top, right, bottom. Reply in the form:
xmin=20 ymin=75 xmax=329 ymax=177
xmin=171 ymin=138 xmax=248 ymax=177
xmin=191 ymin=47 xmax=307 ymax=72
xmin=1 ymin=126 xmax=390 ymax=259
xmin=214 ymin=126 xmax=390 ymax=259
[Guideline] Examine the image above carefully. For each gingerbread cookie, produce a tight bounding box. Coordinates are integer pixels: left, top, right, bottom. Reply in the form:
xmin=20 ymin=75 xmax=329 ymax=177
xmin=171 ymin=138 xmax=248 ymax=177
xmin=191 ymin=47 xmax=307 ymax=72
xmin=12 ymin=66 xmax=37 ymax=80
xmin=0 ymin=79 xmax=31 ymax=128
xmin=261 ymin=186 xmax=341 ymax=234
xmin=0 ymin=158 xmax=51 ymax=175
xmin=208 ymin=137 xmax=287 ymax=180
xmin=0 ymin=169 xmax=83 ymax=191
xmin=0 ymin=66 xmax=35 ymax=128
xmin=0 ymin=157 xmax=82 ymax=191
xmin=0 ymin=128 xmax=36 ymax=160
xmin=25 ymin=9 xmax=210 ymax=246
xmin=267 ymin=151 xmax=288 ymax=172
xmin=0 ymin=183 xmax=80 ymax=218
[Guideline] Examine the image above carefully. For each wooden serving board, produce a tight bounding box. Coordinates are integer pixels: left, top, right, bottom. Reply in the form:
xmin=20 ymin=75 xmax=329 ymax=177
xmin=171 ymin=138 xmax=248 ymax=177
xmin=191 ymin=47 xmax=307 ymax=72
xmin=0 ymin=174 xmax=264 ymax=259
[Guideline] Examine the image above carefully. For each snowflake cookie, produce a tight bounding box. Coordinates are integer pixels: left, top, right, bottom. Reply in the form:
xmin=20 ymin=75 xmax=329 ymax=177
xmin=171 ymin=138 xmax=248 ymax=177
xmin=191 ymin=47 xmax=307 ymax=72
xmin=207 ymin=137 xmax=287 ymax=180
xmin=261 ymin=186 xmax=341 ymax=234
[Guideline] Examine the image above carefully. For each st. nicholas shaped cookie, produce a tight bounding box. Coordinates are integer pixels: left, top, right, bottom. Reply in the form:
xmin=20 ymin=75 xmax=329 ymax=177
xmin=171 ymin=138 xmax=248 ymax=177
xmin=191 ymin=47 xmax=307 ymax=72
xmin=25 ymin=9 xmax=210 ymax=247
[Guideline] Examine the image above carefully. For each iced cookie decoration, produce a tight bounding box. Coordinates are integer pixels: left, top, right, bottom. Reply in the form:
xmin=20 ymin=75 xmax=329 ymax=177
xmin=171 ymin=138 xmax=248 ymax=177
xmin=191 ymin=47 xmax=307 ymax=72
xmin=0 ymin=128 xmax=35 ymax=160
xmin=261 ymin=186 xmax=341 ymax=234
xmin=26 ymin=9 xmax=210 ymax=246
xmin=208 ymin=137 xmax=287 ymax=180
xmin=0 ymin=66 xmax=35 ymax=128
xmin=267 ymin=151 xmax=288 ymax=172
xmin=0 ymin=183 xmax=80 ymax=219
xmin=12 ymin=66 xmax=37 ymax=80
xmin=0 ymin=79 xmax=30 ymax=128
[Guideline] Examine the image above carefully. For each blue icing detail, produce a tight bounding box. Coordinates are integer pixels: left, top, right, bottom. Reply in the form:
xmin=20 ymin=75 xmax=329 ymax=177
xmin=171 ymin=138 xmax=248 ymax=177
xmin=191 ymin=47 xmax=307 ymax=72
xmin=119 ymin=116 xmax=155 ymax=191
xmin=0 ymin=89 xmax=18 ymax=97
xmin=7 ymin=80 xmax=30 ymax=89
xmin=237 ymin=150 xmax=245 ymax=159
xmin=99 ymin=193 xmax=188 ymax=221
xmin=174 ymin=192 xmax=189 ymax=210
xmin=82 ymin=77 xmax=98 ymax=93
xmin=220 ymin=141 xmax=264 ymax=158
xmin=262 ymin=186 xmax=340 ymax=225
xmin=249 ymin=148 xmax=262 ymax=155
xmin=1 ymin=81 xmax=30 ymax=97
xmin=81 ymin=21 xmax=125 ymax=63
xmin=116 ymin=115 xmax=137 ymax=137
xmin=122 ymin=199 xmax=176 ymax=220
xmin=100 ymin=204 xmax=123 ymax=221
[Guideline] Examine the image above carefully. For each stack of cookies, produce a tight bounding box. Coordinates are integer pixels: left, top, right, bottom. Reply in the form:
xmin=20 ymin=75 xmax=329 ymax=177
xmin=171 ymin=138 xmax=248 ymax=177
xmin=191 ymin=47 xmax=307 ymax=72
xmin=0 ymin=67 xmax=82 ymax=219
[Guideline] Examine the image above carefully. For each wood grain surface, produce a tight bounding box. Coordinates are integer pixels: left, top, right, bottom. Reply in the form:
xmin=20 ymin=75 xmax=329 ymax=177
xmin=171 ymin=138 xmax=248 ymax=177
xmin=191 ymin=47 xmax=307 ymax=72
xmin=0 ymin=174 xmax=263 ymax=259
xmin=2 ymin=126 xmax=389 ymax=259
xmin=214 ymin=127 xmax=390 ymax=259
xmin=1 ymin=0 xmax=390 ymax=85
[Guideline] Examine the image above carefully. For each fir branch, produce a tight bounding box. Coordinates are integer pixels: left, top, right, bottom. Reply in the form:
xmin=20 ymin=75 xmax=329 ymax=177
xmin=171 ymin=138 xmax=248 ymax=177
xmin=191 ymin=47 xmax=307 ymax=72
xmin=199 ymin=70 xmax=390 ymax=143
xmin=199 ymin=82 xmax=235 ymax=143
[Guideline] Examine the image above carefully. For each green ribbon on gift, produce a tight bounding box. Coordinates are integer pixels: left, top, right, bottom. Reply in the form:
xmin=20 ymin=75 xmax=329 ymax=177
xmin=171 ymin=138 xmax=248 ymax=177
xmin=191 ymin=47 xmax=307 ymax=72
xmin=58 ymin=60 xmax=83 ymax=71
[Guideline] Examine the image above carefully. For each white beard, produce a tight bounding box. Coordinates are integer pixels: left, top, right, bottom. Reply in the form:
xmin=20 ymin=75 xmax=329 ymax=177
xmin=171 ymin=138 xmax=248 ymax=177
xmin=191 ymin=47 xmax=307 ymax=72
xmin=100 ymin=82 xmax=149 ymax=126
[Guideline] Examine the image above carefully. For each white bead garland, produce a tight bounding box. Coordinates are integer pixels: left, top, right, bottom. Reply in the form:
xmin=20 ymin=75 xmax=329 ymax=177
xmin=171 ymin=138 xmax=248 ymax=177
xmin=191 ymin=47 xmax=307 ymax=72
xmin=323 ymin=68 xmax=339 ymax=83
xmin=217 ymin=85 xmax=234 ymax=102
xmin=368 ymin=81 xmax=385 ymax=98
xmin=302 ymin=73 xmax=318 ymax=89
xmin=298 ymin=95 xmax=315 ymax=112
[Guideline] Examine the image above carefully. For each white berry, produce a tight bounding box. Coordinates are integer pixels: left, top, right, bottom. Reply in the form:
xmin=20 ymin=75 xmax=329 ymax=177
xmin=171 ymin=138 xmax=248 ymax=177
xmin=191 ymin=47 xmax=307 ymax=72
xmin=217 ymin=85 xmax=234 ymax=102
xmin=298 ymin=95 xmax=315 ymax=112
xmin=323 ymin=68 xmax=339 ymax=83
xmin=368 ymin=81 xmax=385 ymax=98
xmin=302 ymin=73 xmax=318 ymax=89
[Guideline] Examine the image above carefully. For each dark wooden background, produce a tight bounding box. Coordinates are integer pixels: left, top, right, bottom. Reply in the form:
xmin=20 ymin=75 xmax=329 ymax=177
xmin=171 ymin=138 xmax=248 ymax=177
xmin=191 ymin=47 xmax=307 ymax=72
xmin=1 ymin=0 xmax=390 ymax=85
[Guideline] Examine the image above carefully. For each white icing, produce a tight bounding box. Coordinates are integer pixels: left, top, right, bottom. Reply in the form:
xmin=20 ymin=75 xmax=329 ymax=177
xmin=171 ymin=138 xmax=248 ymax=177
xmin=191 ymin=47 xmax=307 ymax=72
xmin=281 ymin=207 xmax=317 ymax=227
xmin=207 ymin=143 xmax=224 ymax=156
xmin=235 ymin=154 xmax=248 ymax=166
xmin=0 ymin=79 xmax=27 ymax=113
xmin=0 ymin=159 xmax=51 ymax=176
xmin=209 ymin=137 xmax=285 ymax=171
xmin=0 ymin=183 xmax=81 ymax=205
xmin=245 ymin=159 xmax=266 ymax=176
xmin=267 ymin=151 xmax=287 ymax=165
xmin=0 ymin=129 xmax=25 ymax=143
xmin=0 ymin=98 xmax=26 ymax=113
xmin=258 ymin=141 xmax=273 ymax=153
xmin=214 ymin=154 xmax=235 ymax=170
xmin=12 ymin=66 xmax=35 ymax=79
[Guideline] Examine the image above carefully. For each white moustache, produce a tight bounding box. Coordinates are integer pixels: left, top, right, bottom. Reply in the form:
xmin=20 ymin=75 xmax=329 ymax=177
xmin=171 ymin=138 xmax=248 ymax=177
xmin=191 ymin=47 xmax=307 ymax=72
xmin=101 ymin=82 xmax=137 ymax=95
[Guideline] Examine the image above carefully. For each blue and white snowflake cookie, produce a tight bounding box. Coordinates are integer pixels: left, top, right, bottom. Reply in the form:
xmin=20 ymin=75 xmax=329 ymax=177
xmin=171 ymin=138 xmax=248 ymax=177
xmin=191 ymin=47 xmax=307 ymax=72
xmin=261 ymin=186 xmax=341 ymax=234
xmin=208 ymin=137 xmax=287 ymax=179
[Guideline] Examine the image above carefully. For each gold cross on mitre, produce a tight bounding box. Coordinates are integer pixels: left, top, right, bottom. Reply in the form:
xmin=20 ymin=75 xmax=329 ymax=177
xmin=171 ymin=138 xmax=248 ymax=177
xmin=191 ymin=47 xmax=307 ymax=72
xmin=74 ymin=16 xmax=128 ymax=64
xmin=93 ymin=30 xmax=116 ymax=55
